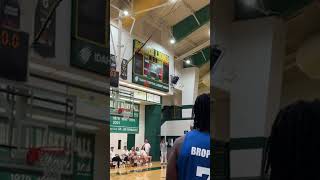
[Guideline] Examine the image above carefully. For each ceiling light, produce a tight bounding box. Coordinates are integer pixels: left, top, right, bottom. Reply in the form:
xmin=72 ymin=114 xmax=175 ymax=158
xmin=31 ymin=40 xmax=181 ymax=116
xmin=169 ymin=0 xmax=177 ymax=3
xmin=123 ymin=10 xmax=129 ymax=16
xmin=170 ymin=38 xmax=176 ymax=44
xmin=186 ymin=59 xmax=191 ymax=64
xmin=243 ymin=0 xmax=257 ymax=7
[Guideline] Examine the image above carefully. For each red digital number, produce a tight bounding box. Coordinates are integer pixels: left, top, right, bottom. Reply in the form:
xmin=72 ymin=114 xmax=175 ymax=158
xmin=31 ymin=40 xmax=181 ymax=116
xmin=1 ymin=30 xmax=9 ymax=47
xmin=12 ymin=33 xmax=20 ymax=48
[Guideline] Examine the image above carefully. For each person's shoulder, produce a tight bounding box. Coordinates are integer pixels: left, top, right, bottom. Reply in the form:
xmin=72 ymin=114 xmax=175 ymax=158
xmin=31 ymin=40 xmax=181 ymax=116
xmin=175 ymin=136 xmax=185 ymax=145
xmin=172 ymin=136 xmax=185 ymax=154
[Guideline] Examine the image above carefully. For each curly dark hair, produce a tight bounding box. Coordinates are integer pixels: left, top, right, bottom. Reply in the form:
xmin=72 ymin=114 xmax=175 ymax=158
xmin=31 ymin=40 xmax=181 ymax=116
xmin=192 ymin=94 xmax=210 ymax=132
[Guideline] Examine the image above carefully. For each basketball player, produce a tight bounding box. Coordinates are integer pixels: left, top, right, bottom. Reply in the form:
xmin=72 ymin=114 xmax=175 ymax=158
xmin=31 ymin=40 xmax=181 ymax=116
xmin=167 ymin=94 xmax=210 ymax=180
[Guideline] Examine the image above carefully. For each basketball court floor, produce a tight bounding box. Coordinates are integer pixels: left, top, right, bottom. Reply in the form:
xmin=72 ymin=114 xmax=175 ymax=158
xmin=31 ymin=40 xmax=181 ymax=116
xmin=110 ymin=162 xmax=166 ymax=179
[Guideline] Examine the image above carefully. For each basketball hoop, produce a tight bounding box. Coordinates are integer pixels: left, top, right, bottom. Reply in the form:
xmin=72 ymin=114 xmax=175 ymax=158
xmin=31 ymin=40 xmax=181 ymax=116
xmin=117 ymin=108 xmax=125 ymax=114
xmin=27 ymin=147 xmax=68 ymax=180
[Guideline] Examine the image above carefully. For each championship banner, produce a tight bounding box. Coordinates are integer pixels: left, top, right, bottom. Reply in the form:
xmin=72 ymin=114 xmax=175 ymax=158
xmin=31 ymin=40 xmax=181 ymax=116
xmin=71 ymin=0 xmax=108 ymax=75
xmin=110 ymin=102 xmax=139 ymax=134
xmin=132 ymin=39 xmax=169 ymax=92
xmin=110 ymin=115 xmax=139 ymax=134
xmin=33 ymin=0 xmax=56 ymax=58
xmin=0 ymin=0 xmax=20 ymax=29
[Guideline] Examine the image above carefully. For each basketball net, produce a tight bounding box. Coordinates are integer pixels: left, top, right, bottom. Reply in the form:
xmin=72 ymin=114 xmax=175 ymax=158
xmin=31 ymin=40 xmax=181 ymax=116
xmin=118 ymin=108 xmax=131 ymax=120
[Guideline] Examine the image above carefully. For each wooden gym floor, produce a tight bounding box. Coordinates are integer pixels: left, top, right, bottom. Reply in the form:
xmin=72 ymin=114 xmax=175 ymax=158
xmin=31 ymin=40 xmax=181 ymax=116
xmin=110 ymin=162 xmax=166 ymax=179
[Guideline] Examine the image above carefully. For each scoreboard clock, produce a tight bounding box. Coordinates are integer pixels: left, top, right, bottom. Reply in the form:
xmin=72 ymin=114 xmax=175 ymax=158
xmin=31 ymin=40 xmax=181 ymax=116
xmin=132 ymin=39 xmax=170 ymax=92
xmin=0 ymin=27 xmax=29 ymax=81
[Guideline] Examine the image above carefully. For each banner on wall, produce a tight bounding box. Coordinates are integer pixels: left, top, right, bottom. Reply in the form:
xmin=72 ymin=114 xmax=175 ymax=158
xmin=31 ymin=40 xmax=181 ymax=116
xmin=120 ymin=59 xmax=128 ymax=80
xmin=33 ymin=0 xmax=56 ymax=58
xmin=0 ymin=0 xmax=20 ymax=29
xmin=0 ymin=127 xmax=94 ymax=180
xmin=132 ymin=39 xmax=169 ymax=92
xmin=110 ymin=115 xmax=139 ymax=134
xmin=70 ymin=0 xmax=108 ymax=76
xmin=110 ymin=101 xmax=139 ymax=134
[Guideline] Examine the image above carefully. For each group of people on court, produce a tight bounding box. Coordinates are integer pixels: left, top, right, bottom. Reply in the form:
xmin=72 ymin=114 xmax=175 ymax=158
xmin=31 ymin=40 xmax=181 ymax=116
xmin=110 ymin=139 xmax=152 ymax=167
xmin=110 ymin=94 xmax=211 ymax=179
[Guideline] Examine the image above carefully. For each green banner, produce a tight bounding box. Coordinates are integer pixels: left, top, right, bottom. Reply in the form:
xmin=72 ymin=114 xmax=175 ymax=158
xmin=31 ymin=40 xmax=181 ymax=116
xmin=0 ymin=172 xmax=38 ymax=180
xmin=0 ymin=127 xmax=94 ymax=180
xmin=133 ymin=74 xmax=169 ymax=92
xmin=70 ymin=0 xmax=108 ymax=75
xmin=110 ymin=115 xmax=139 ymax=134
xmin=71 ymin=39 xmax=108 ymax=75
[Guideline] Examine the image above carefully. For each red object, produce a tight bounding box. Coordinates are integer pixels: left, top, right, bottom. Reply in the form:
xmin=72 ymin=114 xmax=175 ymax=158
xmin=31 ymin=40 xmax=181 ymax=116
xmin=26 ymin=148 xmax=41 ymax=165
xmin=118 ymin=108 xmax=124 ymax=114
xmin=144 ymin=81 xmax=149 ymax=87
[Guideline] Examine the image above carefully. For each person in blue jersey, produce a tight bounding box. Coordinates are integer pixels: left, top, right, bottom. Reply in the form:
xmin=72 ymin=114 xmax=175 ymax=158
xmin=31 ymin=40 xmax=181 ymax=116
xmin=166 ymin=94 xmax=210 ymax=180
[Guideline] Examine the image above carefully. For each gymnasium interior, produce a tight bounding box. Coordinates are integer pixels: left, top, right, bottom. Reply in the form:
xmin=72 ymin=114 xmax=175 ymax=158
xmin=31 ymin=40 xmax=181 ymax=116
xmin=109 ymin=0 xmax=210 ymax=179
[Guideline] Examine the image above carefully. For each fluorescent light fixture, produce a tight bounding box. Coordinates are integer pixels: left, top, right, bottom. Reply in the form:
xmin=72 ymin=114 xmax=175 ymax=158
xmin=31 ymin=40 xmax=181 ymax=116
xmin=170 ymin=38 xmax=176 ymax=44
xmin=119 ymin=81 xmax=168 ymax=96
xmin=123 ymin=10 xmax=129 ymax=16
xmin=186 ymin=59 xmax=191 ymax=64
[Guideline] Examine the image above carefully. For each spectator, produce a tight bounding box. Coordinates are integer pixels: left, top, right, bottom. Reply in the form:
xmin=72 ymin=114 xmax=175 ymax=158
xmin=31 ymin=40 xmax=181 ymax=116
xmin=142 ymin=139 xmax=151 ymax=156
xmin=160 ymin=138 xmax=167 ymax=165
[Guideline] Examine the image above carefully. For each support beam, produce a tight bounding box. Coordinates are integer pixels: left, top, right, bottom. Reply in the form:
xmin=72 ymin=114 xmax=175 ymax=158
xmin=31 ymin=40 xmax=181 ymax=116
xmin=176 ymin=40 xmax=210 ymax=61
xmin=181 ymin=0 xmax=200 ymax=25
xmin=133 ymin=2 xmax=172 ymax=15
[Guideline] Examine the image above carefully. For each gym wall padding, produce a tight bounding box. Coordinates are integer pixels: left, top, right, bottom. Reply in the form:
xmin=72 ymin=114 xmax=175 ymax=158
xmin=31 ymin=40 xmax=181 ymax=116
xmin=145 ymin=105 xmax=162 ymax=161
xmin=127 ymin=134 xmax=136 ymax=150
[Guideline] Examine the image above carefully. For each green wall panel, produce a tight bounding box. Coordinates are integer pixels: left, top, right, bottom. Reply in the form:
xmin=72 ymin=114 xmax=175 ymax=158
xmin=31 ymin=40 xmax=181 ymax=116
xmin=127 ymin=134 xmax=135 ymax=150
xmin=184 ymin=47 xmax=210 ymax=68
xmin=172 ymin=4 xmax=210 ymax=42
xmin=145 ymin=105 xmax=162 ymax=161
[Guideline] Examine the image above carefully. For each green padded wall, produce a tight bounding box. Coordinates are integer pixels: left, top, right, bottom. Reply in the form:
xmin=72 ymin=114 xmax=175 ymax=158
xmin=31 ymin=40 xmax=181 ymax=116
xmin=127 ymin=134 xmax=135 ymax=150
xmin=145 ymin=105 xmax=162 ymax=161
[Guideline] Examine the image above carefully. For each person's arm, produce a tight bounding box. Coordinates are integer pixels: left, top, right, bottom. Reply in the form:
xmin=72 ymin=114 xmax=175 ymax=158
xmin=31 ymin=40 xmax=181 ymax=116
xmin=166 ymin=136 xmax=185 ymax=180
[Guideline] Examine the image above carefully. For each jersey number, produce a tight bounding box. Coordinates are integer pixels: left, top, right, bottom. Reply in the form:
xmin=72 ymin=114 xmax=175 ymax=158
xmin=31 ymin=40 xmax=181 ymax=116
xmin=196 ymin=166 xmax=210 ymax=180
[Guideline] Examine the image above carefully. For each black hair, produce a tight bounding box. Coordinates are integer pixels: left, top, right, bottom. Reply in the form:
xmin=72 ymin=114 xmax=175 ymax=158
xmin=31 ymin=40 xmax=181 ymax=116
xmin=192 ymin=94 xmax=210 ymax=132
xmin=264 ymin=99 xmax=320 ymax=178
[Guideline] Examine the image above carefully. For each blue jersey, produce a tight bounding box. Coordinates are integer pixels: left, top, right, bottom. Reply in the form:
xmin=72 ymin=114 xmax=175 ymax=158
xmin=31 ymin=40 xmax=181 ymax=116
xmin=177 ymin=130 xmax=210 ymax=180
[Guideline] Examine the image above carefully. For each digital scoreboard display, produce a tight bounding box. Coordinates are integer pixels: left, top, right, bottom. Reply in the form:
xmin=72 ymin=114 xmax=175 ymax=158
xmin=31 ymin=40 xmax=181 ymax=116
xmin=0 ymin=27 xmax=29 ymax=81
xmin=133 ymin=40 xmax=169 ymax=92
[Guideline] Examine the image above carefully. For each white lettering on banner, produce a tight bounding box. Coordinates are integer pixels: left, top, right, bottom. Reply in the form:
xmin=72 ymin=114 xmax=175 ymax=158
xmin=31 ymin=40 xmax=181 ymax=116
xmin=191 ymin=147 xmax=210 ymax=158
xmin=10 ymin=174 xmax=32 ymax=180
xmin=94 ymin=53 xmax=108 ymax=65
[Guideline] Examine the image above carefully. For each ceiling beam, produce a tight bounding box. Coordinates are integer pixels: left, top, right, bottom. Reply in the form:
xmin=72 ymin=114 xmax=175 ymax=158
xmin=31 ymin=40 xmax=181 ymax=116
xmin=172 ymin=4 xmax=209 ymax=42
xmin=181 ymin=0 xmax=200 ymax=25
xmin=176 ymin=40 xmax=210 ymax=61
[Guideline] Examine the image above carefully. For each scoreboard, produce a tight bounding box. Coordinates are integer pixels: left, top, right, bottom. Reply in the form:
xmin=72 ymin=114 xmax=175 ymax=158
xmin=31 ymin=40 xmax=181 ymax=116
xmin=132 ymin=40 xmax=170 ymax=92
xmin=0 ymin=27 xmax=29 ymax=81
